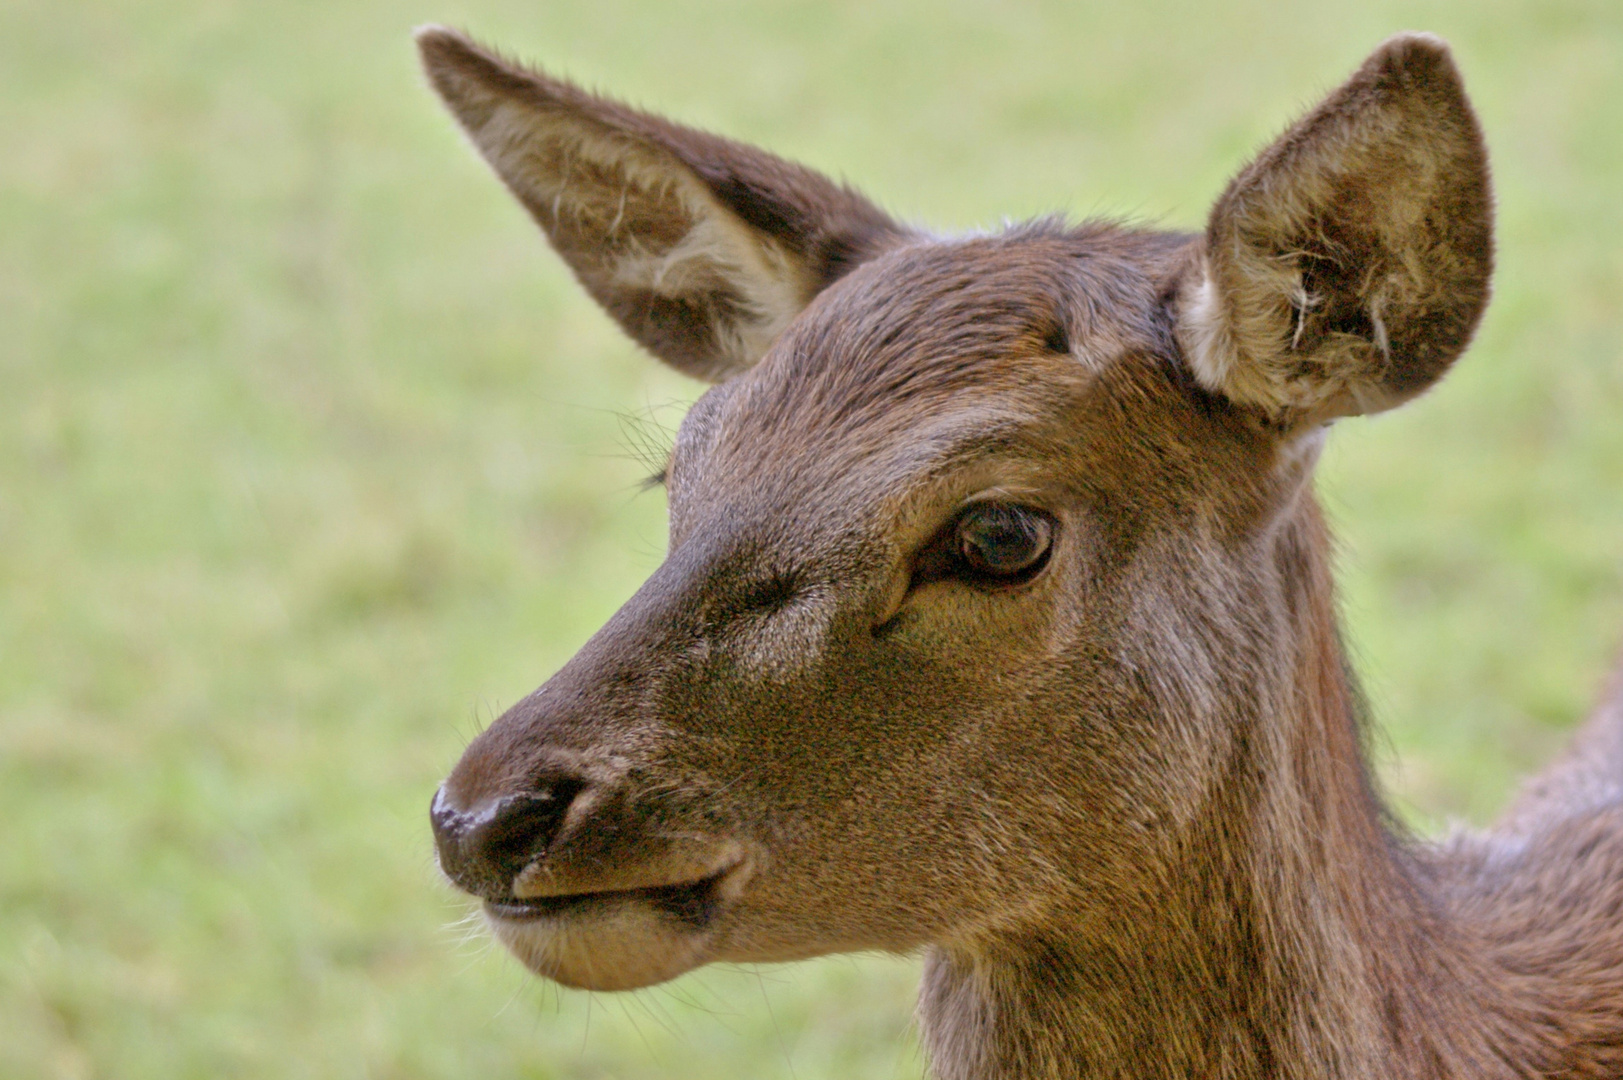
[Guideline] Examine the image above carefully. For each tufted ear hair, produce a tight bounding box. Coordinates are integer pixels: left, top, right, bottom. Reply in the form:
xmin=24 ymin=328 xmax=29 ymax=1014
xmin=1177 ymin=33 xmax=1493 ymax=427
xmin=417 ymin=27 xmax=910 ymax=382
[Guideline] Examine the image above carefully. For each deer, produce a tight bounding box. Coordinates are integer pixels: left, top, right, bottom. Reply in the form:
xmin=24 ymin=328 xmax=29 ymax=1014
xmin=418 ymin=26 xmax=1623 ymax=1080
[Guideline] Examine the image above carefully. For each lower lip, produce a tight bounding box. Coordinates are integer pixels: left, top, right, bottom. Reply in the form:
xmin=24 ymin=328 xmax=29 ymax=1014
xmin=485 ymin=863 xmax=738 ymax=929
xmin=486 ymin=892 xmax=601 ymax=921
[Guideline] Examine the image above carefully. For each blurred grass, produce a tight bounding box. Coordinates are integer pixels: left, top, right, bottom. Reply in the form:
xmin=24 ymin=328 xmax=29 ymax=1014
xmin=2 ymin=0 xmax=1620 ymax=1077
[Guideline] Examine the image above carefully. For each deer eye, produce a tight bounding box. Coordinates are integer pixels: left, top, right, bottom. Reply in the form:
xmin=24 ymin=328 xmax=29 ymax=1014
xmin=954 ymin=503 xmax=1054 ymax=581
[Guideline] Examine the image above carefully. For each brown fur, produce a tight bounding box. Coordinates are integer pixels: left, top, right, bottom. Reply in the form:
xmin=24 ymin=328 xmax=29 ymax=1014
xmin=418 ymin=26 xmax=1623 ymax=1079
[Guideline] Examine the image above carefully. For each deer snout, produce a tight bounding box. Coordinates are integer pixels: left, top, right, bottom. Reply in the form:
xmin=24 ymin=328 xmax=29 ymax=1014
xmin=431 ymin=775 xmax=588 ymax=897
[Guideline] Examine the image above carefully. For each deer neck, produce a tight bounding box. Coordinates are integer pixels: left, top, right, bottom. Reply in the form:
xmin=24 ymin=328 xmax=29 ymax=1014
xmin=917 ymin=501 xmax=1509 ymax=1080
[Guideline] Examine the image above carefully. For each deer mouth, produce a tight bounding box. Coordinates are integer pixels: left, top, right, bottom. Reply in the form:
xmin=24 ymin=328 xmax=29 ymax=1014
xmin=484 ymin=859 xmax=744 ymax=929
xmin=481 ymin=854 xmax=754 ymax=991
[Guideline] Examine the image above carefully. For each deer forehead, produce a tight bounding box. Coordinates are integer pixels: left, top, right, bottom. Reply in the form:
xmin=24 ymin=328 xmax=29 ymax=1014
xmin=664 ymin=229 xmax=1186 ymax=535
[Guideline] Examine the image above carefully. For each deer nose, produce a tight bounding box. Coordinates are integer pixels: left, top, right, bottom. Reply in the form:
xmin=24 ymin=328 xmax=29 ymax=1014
xmin=431 ymin=777 xmax=586 ymax=896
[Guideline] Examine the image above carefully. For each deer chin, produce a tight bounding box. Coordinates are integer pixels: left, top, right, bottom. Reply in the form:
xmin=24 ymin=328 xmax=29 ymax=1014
xmin=482 ymin=855 xmax=752 ymax=990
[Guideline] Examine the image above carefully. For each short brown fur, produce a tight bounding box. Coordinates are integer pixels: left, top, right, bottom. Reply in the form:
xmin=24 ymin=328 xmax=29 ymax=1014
xmin=418 ymin=27 xmax=1623 ymax=1079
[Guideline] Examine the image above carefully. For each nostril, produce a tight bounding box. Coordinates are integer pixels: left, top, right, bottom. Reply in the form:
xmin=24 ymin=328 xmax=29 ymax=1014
xmin=431 ymin=776 xmax=589 ymax=895
xmin=480 ymin=782 xmax=584 ymax=880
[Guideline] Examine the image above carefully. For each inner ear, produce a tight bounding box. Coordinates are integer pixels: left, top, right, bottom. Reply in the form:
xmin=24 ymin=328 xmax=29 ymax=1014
xmin=513 ymin=127 xmax=820 ymax=374
xmin=417 ymin=27 xmax=909 ymax=382
xmin=1180 ymin=33 xmax=1493 ymax=426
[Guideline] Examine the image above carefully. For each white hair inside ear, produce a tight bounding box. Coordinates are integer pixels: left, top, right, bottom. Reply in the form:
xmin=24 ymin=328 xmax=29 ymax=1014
xmin=1176 ymin=32 xmax=1492 ymax=428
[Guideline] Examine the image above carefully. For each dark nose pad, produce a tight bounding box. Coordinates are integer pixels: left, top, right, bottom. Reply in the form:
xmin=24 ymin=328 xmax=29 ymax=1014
xmin=431 ymin=777 xmax=586 ymax=896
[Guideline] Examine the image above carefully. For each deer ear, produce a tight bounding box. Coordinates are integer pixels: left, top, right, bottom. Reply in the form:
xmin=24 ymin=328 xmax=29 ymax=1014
xmin=1177 ymin=33 xmax=1493 ymax=425
xmin=417 ymin=27 xmax=908 ymax=382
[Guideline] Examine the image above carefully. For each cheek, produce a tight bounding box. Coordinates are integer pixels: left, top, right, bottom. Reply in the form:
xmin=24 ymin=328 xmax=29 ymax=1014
xmin=893 ymin=578 xmax=1069 ymax=676
xmin=712 ymin=744 xmax=1019 ymax=952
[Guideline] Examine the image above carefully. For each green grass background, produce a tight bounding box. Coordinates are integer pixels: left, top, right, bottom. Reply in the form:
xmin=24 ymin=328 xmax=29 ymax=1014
xmin=3 ymin=0 xmax=1620 ymax=1076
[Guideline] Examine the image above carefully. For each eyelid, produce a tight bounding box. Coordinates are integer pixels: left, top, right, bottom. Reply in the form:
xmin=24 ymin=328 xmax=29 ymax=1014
xmin=956 ymin=485 xmax=1048 ymax=513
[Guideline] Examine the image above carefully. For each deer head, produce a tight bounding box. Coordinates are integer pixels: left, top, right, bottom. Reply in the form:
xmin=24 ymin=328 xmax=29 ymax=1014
xmin=420 ymin=25 xmax=1490 ymax=1014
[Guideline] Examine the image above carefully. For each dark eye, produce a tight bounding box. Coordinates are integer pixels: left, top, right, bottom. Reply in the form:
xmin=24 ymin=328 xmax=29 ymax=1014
xmin=954 ymin=503 xmax=1054 ymax=581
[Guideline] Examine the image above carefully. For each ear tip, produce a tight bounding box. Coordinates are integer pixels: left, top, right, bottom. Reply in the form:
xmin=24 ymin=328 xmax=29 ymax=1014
xmin=1366 ymin=31 xmax=1465 ymax=87
xmin=413 ymin=24 xmax=566 ymax=105
xmin=412 ymin=23 xmax=457 ymax=43
xmin=413 ymin=24 xmax=491 ymax=93
xmin=1377 ymin=30 xmax=1452 ymax=56
xmin=414 ymin=24 xmax=470 ymax=62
